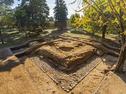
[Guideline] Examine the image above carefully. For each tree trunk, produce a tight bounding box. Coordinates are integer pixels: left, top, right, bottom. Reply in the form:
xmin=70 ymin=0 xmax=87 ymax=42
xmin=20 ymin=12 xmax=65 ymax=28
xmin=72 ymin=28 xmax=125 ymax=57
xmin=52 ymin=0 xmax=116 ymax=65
xmin=0 ymin=29 xmax=4 ymax=44
xmin=119 ymin=9 xmax=125 ymax=44
xmin=102 ymin=24 xmax=107 ymax=39
xmin=115 ymin=43 xmax=126 ymax=72
xmin=120 ymin=21 xmax=125 ymax=44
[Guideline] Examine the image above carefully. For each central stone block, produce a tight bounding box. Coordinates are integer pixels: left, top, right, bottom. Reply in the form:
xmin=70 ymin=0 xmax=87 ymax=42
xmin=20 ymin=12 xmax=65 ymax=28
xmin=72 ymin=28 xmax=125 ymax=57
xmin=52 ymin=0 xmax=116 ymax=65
xmin=35 ymin=38 xmax=96 ymax=71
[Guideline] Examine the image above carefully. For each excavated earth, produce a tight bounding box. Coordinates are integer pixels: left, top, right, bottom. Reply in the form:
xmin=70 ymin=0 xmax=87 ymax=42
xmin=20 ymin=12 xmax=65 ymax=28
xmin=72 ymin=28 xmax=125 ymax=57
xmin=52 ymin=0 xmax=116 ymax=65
xmin=0 ymin=35 xmax=126 ymax=94
xmin=34 ymin=38 xmax=96 ymax=71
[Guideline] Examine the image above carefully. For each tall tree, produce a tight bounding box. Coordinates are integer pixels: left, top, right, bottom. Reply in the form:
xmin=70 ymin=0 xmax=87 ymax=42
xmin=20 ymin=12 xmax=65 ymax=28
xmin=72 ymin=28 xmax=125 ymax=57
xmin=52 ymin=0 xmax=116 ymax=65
xmin=81 ymin=0 xmax=126 ymax=72
xmin=54 ymin=0 xmax=68 ymax=30
xmin=70 ymin=13 xmax=80 ymax=28
xmin=82 ymin=0 xmax=126 ymax=43
xmin=0 ymin=4 xmax=14 ymax=44
xmin=15 ymin=0 xmax=49 ymax=36
xmin=115 ymin=43 xmax=126 ymax=72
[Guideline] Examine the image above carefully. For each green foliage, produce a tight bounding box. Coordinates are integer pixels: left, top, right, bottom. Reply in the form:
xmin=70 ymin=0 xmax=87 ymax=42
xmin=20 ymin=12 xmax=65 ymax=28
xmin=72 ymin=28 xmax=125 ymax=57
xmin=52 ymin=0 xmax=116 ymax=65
xmin=71 ymin=0 xmax=126 ymax=40
xmin=15 ymin=6 xmax=28 ymax=30
xmin=0 ymin=5 xmax=14 ymax=27
xmin=15 ymin=0 xmax=49 ymax=34
xmin=82 ymin=0 xmax=110 ymax=33
xmin=54 ymin=0 xmax=68 ymax=30
xmin=69 ymin=13 xmax=80 ymax=28
xmin=54 ymin=0 xmax=68 ymax=21
xmin=1 ymin=14 xmax=15 ymax=27
xmin=0 ymin=4 xmax=15 ymax=44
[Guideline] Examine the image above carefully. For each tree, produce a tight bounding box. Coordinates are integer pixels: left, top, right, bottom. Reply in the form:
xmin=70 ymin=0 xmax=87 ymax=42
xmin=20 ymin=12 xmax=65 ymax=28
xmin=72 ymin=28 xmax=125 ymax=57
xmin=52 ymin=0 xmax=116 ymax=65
xmin=15 ymin=0 xmax=49 ymax=37
xmin=71 ymin=0 xmax=126 ymax=71
xmin=70 ymin=13 xmax=80 ymax=28
xmin=81 ymin=0 xmax=126 ymax=72
xmin=81 ymin=0 xmax=115 ymax=38
xmin=82 ymin=0 xmax=126 ymax=42
xmin=107 ymin=0 xmax=126 ymax=44
xmin=0 ymin=4 xmax=14 ymax=44
xmin=28 ymin=0 xmax=49 ymax=31
xmin=48 ymin=17 xmax=55 ymax=29
xmin=49 ymin=17 xmax=54 ymax=22
xmin=115 ymin=43 xmax=126 ymax=72
xmin=54 ymin=0 xmax=68 ymax=30
xmin=15 ymin=6 xmax=28 ymax=37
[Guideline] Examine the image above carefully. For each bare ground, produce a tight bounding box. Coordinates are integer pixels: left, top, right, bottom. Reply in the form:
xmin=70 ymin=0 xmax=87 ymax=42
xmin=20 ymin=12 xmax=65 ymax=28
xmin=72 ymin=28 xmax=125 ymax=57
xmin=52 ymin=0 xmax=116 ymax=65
xmin=0 ymin=55 xmax=126 ymax=94
xmin=0 ymin=33 xmax=126 ymax=94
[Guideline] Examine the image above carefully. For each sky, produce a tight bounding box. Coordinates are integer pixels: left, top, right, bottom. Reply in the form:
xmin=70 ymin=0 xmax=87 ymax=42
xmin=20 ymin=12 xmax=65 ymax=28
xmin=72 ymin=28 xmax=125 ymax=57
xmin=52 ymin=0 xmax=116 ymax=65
xmin=46 ymin=0 xmax=83 ymax=18
xmin=12 ymin=0 xmax=83 ymax=18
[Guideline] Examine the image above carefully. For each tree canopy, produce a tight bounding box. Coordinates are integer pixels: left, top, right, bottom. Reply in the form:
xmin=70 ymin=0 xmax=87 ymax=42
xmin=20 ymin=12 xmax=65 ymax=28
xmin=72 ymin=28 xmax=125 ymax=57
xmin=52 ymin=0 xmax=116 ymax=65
xmin=15 ymin=0 xmax=49 ymax=35
xmin=54 ymin=0 xmax=68 ymax=21
xmin=54 ymin=0 xmax=68 ymax=30
xmin=70 ymin=0 xmax=126 ymax=43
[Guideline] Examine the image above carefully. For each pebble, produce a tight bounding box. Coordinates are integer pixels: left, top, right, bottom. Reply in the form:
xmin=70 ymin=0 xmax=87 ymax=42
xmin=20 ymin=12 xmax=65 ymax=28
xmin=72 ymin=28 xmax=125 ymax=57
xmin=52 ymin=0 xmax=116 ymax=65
xmin=103 ymin=59 xmax=106 ymax=62
xmin=71 ymin=92 xmax=74 ymax=94
xmin=66 ymin=89 xmax=70 ymax=92
xmin=52 ymin=91 xmax=56 ymax=94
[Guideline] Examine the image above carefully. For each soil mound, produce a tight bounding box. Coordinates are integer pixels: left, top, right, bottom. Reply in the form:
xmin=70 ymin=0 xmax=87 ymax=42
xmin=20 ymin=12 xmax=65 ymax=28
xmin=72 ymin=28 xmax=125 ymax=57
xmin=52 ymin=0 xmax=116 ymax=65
xmin=34 ymin=38 xmax=96 ymax=70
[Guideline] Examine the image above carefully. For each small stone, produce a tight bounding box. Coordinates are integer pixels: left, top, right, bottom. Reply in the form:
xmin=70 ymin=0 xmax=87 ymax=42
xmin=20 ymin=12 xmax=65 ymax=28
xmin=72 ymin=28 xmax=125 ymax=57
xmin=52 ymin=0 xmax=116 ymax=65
xmin=66 ymin=89 xmax=70 ymax=92
xmin=62 ymin=86 xmax=65 ymax=89
xmin=68 ymin=85 xmax=72 ymax=90
xmin=79 ymin=92 xmax=82 ymax=94
xmin=71 ymin=92 xmax=74 ymax=94
xmin=96 ymin=50 xmax=104 ymax=56
xmin=103 ymin=59 xmax=106 ymax=62
xmin=52 ymin=91 xmax=56 ymax=94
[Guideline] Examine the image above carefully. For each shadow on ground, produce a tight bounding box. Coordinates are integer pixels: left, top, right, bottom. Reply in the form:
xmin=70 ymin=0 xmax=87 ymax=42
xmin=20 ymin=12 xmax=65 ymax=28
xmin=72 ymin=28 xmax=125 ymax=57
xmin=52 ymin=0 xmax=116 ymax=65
xmin=44 ymin=29 xmax=67 ymax=39
xmin=115 ymin=72 xmax=126 ymax=83
xmin=0 ymin=59 xmax=21 ymax=72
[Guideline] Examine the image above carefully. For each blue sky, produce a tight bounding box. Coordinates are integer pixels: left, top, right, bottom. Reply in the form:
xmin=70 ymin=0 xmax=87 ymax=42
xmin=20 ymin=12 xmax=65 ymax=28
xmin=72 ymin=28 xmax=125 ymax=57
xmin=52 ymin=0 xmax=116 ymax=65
xmin=12 ymin=0 xmax=83 ymax=18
